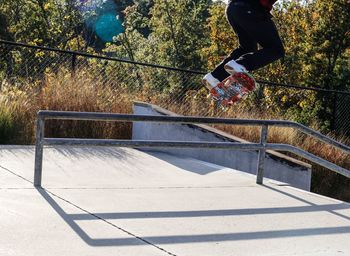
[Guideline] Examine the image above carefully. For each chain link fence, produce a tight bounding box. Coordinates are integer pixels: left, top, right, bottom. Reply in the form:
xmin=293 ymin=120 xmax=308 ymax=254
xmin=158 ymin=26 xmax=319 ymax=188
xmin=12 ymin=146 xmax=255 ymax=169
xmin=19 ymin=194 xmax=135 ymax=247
xmin=1 ymin=40 xmax=349 ymax=137
xmin=334 ymin=93 xmax=350 ymax=136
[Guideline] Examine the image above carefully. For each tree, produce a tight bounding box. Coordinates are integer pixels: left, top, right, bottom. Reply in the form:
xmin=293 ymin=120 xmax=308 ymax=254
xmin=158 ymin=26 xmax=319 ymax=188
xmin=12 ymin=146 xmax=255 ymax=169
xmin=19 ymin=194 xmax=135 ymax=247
xmin=149 ymin=0 xmax=211 ymax=69
xmin=200 ymin=2 xmax=236 ymax=71
xmin=0 ymin=12 xmax=12 ymax=40
xmin=306 ymin=0 xmax=350 ymax=90
xmin=0 ymin=11 xmax=14 ymax=79
xmin=0 ymin=0 xmax=84 ymax=49
xmin=303 ymin=0 xmax=350 ymax=131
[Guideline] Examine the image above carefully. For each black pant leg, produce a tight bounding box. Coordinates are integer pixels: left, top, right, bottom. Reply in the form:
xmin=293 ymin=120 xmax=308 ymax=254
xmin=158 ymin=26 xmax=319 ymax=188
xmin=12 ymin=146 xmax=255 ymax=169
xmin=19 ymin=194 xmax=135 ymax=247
xmin=211 ymin=4 xmax=258 ymax=81
xmin=231 ymin=3 xmax=285 ymax=70
xmin=211 ymin=2 xmax=284 ymax=80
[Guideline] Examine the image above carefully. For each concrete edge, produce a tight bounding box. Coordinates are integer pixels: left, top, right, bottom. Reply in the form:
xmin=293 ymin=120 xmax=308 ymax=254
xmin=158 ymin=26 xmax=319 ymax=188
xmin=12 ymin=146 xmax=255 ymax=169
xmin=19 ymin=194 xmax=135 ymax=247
xmin=133 ymin=101 xmax=312 ymax=170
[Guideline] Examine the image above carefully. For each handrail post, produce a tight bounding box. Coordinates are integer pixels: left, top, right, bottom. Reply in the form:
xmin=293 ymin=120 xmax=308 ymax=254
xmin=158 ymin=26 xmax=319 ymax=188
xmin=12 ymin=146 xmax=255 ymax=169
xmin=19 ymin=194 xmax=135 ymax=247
xmin=34 ymin=116 xmax=45 ymax=187
xmin=257 ymin=124 xmax=268 ymax=184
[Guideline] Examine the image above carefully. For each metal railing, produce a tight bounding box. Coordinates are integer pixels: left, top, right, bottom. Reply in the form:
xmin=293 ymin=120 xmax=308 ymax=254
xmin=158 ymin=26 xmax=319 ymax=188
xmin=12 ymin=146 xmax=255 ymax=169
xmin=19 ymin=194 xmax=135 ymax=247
xmin=34 ymin=110 xmax=350 ymax=187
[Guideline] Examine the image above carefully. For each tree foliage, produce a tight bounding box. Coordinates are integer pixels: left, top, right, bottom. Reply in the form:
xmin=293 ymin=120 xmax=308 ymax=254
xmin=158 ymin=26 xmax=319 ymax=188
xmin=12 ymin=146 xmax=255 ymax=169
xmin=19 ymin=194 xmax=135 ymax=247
xmin=0 ymin=0 xmax=83 ymax=49
xmin=144 ymin=0 xmax=212 ymax=69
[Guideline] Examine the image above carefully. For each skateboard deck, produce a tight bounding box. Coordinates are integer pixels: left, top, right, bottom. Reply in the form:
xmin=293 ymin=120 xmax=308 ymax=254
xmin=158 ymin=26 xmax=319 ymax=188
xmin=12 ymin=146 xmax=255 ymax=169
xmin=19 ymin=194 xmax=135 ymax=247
xmin=209 ymin=72 xmax=256 ymax=107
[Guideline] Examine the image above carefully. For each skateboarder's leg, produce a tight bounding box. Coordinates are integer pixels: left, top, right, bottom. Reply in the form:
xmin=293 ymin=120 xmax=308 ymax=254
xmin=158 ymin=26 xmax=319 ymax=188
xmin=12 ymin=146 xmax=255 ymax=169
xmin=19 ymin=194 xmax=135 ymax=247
xmin=226 ymin=2 xmax=285 ymax=71
xmin=210 ymin=6 xmax=258 ymax=82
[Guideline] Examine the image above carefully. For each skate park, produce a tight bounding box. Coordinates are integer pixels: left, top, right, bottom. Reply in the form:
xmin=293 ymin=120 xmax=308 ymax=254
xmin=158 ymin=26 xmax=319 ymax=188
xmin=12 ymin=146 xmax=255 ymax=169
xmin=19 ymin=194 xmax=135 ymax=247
xmin=1 ymin=101 xmax=350 ymax=256
xmin=1 ymin=1 xmax=350 ymax=253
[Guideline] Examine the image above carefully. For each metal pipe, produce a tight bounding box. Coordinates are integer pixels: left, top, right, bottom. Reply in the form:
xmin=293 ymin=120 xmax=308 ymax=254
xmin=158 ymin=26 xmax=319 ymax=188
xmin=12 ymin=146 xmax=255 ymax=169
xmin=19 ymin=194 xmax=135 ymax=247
xmin=43 ymin=138 xmax=264 ymax=150
xmin=295 ymin=123 xmax=349 ymax=154
xmin=257 ymin=125 xmax=268 ymax=184
xmin=266 ymin=144 xmax=350 ymax=179
xmin=37 ymin=111 xmax=350 ymax=154
xmin=34 ymin=117 xmax=45 ymax=187
xmin=36 ymin=110 xmax=301 ymax=127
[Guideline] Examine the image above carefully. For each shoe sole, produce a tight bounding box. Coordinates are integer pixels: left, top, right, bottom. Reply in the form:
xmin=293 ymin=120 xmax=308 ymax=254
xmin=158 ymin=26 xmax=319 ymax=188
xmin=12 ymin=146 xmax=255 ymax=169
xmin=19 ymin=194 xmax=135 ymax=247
xmin=202 ymin=79 xmax=214 ymax=91
xmin=224 ymin=64 xmax=237 ymax=75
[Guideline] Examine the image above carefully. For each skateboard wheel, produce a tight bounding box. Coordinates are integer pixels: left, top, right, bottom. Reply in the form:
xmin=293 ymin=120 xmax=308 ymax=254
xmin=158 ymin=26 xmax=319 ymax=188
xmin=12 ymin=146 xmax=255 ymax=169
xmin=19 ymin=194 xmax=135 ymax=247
xmin=230 ymin=94 xmax=241 ymax=103
xmin=210 ymin=88 xmax=219 ymax=97
xmin=221 ymin=99 xmax=233 ymax=107
xmin=233 ymin=73 xmax=256 ymax=91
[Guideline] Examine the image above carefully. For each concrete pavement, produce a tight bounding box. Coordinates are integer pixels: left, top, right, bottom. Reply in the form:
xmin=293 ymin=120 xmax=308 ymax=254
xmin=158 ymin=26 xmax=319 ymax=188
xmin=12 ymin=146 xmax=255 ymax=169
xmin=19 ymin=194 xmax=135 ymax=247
xmin=0 ymin=145 xmax=349 ymax=256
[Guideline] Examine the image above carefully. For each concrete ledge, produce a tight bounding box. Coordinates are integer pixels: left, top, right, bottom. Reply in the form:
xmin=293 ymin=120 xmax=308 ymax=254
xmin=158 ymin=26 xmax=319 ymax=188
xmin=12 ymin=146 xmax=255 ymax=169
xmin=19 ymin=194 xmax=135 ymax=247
xmin=132 ymin=101 xmax=312 ymax=191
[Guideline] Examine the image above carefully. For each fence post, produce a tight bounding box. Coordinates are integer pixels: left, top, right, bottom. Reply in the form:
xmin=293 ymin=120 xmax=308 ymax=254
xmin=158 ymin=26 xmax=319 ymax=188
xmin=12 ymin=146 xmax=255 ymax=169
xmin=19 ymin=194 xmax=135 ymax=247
xmin=34 ymin=116 xmax=45 ymax=187
xmin=256 ymin=124 xmax=268 ymax=184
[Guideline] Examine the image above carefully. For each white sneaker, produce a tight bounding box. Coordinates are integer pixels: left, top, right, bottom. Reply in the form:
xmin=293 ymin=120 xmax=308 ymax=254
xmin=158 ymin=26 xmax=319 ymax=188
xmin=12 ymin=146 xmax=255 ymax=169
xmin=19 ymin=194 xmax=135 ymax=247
xmin=202 ymin=73 xmax=220 ymax=90
xmin=224 ymin=60 xmax=247 ymax=75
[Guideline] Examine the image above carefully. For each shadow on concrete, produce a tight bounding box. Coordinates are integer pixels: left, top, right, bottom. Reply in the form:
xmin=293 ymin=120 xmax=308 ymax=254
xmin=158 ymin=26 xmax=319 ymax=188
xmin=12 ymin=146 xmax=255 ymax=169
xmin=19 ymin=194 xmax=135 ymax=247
xmin=37 ymin=188 xmax=97 ymax=245
xmin=263 ymin=184 xmax=350 ymax=221
xmin=0 ymin=145 xmax=35 ymax=159
xmin=51 ymin=146 xmax=134 ymax=162
xmin=68 ymin=203 xmax=350 ymax=220
xmin=37 ymin=188 xmax=350 ymax=247
xmin=143 ymin=150 xmax=223 ymax=175
xmin=48 ymin=147 xmax=222 ymax=175
xmin=85 ymin=226 xmax=350 ymax=246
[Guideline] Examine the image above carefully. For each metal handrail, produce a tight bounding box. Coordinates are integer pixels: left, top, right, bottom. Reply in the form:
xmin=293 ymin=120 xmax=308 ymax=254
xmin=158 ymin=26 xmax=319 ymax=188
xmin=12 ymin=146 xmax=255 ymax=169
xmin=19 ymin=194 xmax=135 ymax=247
xmin=34 ymin=110 xmax=350 ymax=187
xmin=37 ymin=110 xmax=350 ymax=153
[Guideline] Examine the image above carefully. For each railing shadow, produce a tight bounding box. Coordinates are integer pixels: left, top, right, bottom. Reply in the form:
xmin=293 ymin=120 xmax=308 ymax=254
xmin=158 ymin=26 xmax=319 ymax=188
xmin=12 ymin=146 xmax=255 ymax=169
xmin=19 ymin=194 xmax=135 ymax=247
xmin=263 ymin=184 xmax=350 ymax=221
xmin=142 ymin=150 xmax=223 ymax=175
xmin=37 ymin=187 xmax=350 ymax=247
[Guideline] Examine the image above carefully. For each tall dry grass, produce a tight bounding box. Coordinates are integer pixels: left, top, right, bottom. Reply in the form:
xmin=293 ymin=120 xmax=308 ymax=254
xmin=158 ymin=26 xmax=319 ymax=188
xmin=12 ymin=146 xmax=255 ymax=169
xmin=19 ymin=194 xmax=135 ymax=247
xmin=1 ymin=71 xmax=135 ymax=143
xmin=0 ymin=70 xmax=349 ymax=201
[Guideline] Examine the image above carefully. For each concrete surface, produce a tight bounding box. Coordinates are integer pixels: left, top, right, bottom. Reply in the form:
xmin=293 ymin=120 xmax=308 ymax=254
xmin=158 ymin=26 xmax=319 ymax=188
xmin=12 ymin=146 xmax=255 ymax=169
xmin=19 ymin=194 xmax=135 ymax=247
xmin=0 ymin=145 xmax=349 ymax=256
xmin=132 ymin=102 xmax=312 ymax=191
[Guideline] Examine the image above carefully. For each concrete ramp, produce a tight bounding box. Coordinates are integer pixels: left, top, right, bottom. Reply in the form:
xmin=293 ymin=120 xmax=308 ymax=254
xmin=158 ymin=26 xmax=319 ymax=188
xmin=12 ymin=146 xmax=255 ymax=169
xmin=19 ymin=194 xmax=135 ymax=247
xmin=1 ymin=145 xmax=349 ymax=256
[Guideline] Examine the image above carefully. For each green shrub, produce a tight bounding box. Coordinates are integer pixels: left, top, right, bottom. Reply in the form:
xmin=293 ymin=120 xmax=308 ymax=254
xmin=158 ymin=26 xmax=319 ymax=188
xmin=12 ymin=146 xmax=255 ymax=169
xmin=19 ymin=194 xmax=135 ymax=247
xmin=0 ymin=104 xmax=15 ymax=143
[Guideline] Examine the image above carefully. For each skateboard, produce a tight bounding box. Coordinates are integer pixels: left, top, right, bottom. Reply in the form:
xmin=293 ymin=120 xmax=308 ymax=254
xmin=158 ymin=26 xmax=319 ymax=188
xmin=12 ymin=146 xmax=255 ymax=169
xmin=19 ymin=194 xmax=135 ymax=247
xmin=209 ymin=72 xmax=256 ymax=107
